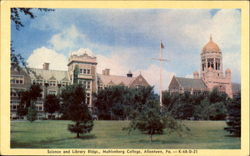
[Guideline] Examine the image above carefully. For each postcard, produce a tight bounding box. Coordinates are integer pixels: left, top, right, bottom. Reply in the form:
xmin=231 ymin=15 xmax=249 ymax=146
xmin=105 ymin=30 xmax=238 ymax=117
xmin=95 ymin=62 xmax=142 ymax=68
xmin=0 ymin=0 xmax=249 ymax=156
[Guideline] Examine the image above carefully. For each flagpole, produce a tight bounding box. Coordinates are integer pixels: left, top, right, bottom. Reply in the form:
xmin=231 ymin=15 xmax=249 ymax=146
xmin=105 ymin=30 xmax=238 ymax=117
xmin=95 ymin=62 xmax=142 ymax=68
xmin=160 ymin=42 xmax=163 ymax=108
xmin=152 ymin=41 xmax=168 ymax=109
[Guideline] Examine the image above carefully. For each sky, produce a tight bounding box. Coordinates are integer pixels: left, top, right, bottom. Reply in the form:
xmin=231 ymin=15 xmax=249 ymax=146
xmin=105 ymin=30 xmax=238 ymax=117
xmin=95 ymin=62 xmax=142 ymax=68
xmin=11 ymin=9 xmax=241 ymax=93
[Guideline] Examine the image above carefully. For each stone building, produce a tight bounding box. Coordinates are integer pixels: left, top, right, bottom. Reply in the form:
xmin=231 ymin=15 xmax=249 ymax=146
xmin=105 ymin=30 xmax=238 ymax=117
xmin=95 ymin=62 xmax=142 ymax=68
xmin=10 ymin=52 xmax=150 ymax=119
xmin=169 ymin=36 xmax=240 ymax=98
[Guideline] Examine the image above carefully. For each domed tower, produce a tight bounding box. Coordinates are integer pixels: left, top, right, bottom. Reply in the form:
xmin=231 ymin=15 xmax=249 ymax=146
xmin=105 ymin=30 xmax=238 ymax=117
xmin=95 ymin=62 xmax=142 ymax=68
xmin=200 ymin=35 xmax=233 ymax=98
xmin=200 ymin=35 xmax=223 ymax=79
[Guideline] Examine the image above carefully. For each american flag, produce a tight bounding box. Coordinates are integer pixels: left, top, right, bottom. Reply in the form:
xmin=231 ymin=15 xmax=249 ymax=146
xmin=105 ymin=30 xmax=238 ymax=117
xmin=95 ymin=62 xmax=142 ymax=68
xmin=161 ymin=42 xmax=164 ymax=49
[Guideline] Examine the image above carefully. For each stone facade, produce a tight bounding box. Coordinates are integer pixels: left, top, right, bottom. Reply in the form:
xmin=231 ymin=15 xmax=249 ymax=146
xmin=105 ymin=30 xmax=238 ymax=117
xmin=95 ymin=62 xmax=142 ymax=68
xmin=169 ymin=36 xmax=240 ymax=98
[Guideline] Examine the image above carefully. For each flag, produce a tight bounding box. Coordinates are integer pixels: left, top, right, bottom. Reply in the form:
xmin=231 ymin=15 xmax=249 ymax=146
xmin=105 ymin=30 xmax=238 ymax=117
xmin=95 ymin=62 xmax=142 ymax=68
xmin=161 ymin=42 xmax=164 ymax=49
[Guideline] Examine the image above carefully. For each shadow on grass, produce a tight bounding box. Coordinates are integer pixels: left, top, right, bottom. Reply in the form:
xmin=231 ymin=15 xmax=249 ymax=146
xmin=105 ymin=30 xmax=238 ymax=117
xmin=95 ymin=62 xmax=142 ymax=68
xmin=74 ymin=134 xmax=96 ymax=140
xmin=131 ymin=138 xmax=181 ymax=144
xmin=11 ymin=130 xmax=30 ymax=133
xmin=11 ymin=134 xmax=96 ymax=148
xmin=224 ymin=134 xmax=241 ymax=138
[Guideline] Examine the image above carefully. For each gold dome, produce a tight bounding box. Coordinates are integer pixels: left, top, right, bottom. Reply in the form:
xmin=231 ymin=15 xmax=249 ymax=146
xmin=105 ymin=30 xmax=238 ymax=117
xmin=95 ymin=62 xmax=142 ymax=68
xmin=202 ymin=36 xmax=220 ymax=54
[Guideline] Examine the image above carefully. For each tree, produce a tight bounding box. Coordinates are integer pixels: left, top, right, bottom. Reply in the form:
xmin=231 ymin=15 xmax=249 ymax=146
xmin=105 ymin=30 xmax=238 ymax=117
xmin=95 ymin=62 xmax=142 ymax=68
xmin=44 ymin=95 xmax=60 ymax=119
xmin=124 ymin=88 xmax=190 ymax=142
xmin=61 ymin=84 xmax=93 ymax=138
xmin=194 ymin=98 xmax=210 ymax=120
xmin=207 ymin=102 xmax=227 ymax=120
xmin=11 ymin=8 xmax=54 ymax=71
xmin=93 ymin=86 xmax=133 ymax=120
xmin=11 ymin=8 xmax=54 ymax=30
xmin=125 ymin=99 xmax=165 ymax=142
xmin=18 ymin=84 xmax=42 ymax=121
xmin=27 ymin=104 xmax=37 ymax=122
xmin=209 ymin=88 xmax=228 ymax=103
xmin=125 ymin=100 xmax=190 ymax=142
xmin=224 ymin=92 xmax=241 ymax=137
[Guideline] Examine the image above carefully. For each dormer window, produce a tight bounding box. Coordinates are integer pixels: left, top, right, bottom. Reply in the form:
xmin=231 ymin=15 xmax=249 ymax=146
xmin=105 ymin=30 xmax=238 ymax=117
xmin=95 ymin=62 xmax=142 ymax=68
xmin=49 ymin=81 xmax=56 ymax=86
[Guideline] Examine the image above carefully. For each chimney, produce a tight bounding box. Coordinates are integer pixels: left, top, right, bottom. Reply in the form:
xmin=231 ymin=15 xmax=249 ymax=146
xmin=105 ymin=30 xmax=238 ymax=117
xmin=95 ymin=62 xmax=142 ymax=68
xmin=127 ymin=70 xmax=133 ymax=77
xmin=102 ymin=69 xmax=110 ymax=76
xmin=193 ymin=71 xmax=199 ymax=79
xmin=43 ymin=63 xmax=50 ymax=70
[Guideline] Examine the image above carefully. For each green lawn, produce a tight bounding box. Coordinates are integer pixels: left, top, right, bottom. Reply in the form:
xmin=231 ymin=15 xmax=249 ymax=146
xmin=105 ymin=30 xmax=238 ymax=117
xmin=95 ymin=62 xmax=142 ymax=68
xmin=11 ymin=120 xmax=240 ymax=149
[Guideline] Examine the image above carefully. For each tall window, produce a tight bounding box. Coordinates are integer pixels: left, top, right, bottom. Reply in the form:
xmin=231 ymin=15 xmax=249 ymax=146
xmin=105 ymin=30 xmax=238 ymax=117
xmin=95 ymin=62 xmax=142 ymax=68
xmin=215 ymin=58 xmax=220 ymax=70
xmin=78 ymin=80 xmax=91 ymax=89
xmin=86 ymin=93 xmax=90 ymax=105
xmin=202 ymin=59 xmax=206 ymax=71
xmin=207 ymin=58 xmax=214 ymax=68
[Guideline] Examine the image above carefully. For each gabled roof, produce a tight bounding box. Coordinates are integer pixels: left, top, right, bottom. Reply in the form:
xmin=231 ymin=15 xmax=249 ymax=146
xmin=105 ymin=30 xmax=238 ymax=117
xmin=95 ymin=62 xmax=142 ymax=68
xmin=175 ymin=77 xmax=207 ymax=89
xmin=61 ymin=76 xmax=69 ymax=82
xmin=29 ymin=68 xmax=69 ymax=82
xmin=49 ymin=75 xmax=56 ymax=81
xmin=97 ymin=74 xmax=136 ymax=86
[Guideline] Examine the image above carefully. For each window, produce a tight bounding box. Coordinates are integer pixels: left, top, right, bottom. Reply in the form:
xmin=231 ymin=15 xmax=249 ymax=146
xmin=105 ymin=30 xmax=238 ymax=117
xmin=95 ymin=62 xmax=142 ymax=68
xmin=78 ymin=80 xmax=91 ymax=89
xmin=49 ymin=81 xmax=56 ymax=86
xmin=80 ymin=68 xmax=91 ymax=75
xmin=87 ymin=81 xmax=91 ymax=89
xmin=11 ymin=75 xmax=24 ymax=84
xmin=86 ymin=93 xmax=90 ymax=105
xmin=62 ymin=81 xmax=68 ymax=86
xmin=36 ymin=106 xmax=43 ymax=111
xmin=11 ymin=88 xmax=24 ymax=97
xmin=10 ymin=100 xmax=20 ymax=111
xmin=48 ymin=90 xmax=56 ymax=95
xmin=207 ymin=58 xmax=214 ymax=68
xmin=33 ymin=79 xmax=43 ymax=85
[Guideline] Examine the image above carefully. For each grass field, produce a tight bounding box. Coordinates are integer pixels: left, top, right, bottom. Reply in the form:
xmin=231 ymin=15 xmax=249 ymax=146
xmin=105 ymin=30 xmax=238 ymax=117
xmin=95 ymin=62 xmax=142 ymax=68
xmin=11 ymin=120 xmax=240 ymax=149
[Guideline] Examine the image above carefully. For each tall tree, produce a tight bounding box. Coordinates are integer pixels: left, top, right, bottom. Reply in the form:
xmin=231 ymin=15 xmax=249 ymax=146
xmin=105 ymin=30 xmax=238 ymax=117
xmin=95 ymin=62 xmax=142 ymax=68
xmin=61 ymin=84 xmax=93 ymax=138
xmin=18 ymin=84 xmax=42 ymax=121
xmin=27 ymin=104 xmax=37 ymax=122
xmin=44 ymin=95 xmax=60 ymax=119
xmin=224 ymin=92 xmax=241 ymax=137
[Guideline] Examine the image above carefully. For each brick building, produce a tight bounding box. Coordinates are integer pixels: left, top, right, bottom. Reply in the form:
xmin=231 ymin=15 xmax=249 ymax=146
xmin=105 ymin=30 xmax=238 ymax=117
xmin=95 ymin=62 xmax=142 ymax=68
xmin=169 ymin=36 xmax=240 ymax=97
xmin=10 ymin=52 xmax=149 ymax=119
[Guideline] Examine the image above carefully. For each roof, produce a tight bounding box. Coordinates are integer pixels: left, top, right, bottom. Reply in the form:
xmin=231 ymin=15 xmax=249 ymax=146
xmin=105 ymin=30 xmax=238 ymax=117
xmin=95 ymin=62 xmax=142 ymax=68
xmin=29 ymin=68 xmax=69 ymax=82
xmin=175 ymin=77 xmax=207 ymax=89
xmin=98 ymin=74 xmax=136 ymax=86
xmin=202 ymin=36 xmax=221 ymax=54
xmin=232 ymin=83 xmax=241 ymax=94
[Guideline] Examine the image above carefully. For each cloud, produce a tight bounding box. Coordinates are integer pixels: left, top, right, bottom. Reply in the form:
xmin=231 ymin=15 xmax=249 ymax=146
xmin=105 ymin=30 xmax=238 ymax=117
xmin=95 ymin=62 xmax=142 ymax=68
xmin=27 ymin=46 xmax=176 ymax=94
xmin=185 ymin=74 xmax=193 ymax=78
xmin=27 ymin=9 xmax=241 ymax=87
xmin=27 ymin=47 xmax=68 ymax=71
xmin=135 ymin=64 xmax=176 ymax=93
xmin=49 ymin=25 xmax=86 ymax=51
xmin=70 ymin=48 xmax=131 ymax=76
